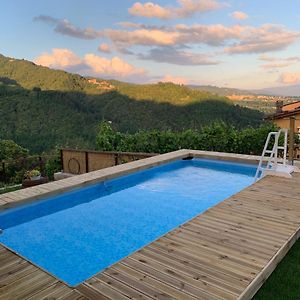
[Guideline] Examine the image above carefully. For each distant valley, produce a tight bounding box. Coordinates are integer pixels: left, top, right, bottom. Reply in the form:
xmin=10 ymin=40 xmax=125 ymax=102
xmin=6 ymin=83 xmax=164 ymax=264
xmin=189 ymin=85 xmax=300 ymax=113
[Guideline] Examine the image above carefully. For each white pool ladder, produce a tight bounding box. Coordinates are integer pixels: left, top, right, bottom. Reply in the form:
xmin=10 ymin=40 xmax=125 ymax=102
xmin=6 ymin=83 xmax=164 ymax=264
xmin=254 ymin=128 xmax=289 ymax=181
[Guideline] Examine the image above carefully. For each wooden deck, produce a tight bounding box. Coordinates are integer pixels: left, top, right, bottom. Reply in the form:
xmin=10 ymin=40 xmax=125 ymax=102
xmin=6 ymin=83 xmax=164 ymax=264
xmin=0 ymin=244 xmax=87 ymax=300
xmin=1 ymin=171 xmax=300 ymax=299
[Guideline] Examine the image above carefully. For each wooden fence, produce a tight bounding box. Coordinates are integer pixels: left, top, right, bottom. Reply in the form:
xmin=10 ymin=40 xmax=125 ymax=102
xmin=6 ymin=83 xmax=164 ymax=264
xmin=60 ymin=149 xmax=157 ymax=174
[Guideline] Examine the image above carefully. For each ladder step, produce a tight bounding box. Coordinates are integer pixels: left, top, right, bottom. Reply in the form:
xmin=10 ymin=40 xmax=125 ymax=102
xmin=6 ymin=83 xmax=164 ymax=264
xmin=277 ymin=146 xmax=285 ymax=150
xmin=265 ymin=150 xmax=273 ymax=154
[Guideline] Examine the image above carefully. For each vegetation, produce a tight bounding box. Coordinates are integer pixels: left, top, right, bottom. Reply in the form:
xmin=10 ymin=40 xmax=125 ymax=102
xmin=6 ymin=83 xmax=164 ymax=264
xmin=0 ymin=54 xmax=265 ymax=153
xmin=0 ymin=140 xmax=61 ymax=185
xmin=0 ymin=54 xmax=101 ymax=93
xmin=0 ymin=139 xmax=28 ymax=160
xmin=253 ymin=239 xmax=300 ymax=300
xmin=96 ymin=121 xmax=276 ymax=155
xmin=0 ymin=184 xmax=21 ymax=195
xmin=189 ymin=85 xmax=253 ymax=96
xmin=111 ymin=80 xmax=229 ymax=105
xmin=25 ymin=169 xmax=41 ymax=179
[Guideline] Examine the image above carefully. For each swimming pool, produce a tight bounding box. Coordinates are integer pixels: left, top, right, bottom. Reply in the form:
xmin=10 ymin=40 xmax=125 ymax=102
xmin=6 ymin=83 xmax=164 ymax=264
xmin=0 ymin=158 xmax=256 ymax=286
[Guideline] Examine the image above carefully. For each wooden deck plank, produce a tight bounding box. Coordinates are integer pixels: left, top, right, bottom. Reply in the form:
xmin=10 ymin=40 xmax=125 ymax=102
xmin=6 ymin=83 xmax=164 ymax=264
xmin=115 ymin=262 xmax=216 ymax=300
xmin=124 ymin=255 xmax=240 ymax=298
xmin=185 ymin=221 xmax=282 ymax=252
xmin=94 ymin=272 xmax=154 ymax=300
xmin=167 ymin=229 xmax=267 ymax=266
xmin=181 ymin=224 xmax=274 ymax=259
xmin=129 ymin=251 xmax=245 ymax=294
xmin=198 ymin=214 xmax=293 ymax=241
xmin=148 ymin=245 xmax=254 ymax=284
xmin=0 ymin=270 xmax=57 ymax=300
xmin=150 ymin=240 xmax=259 ymax=279
xmin=25 ymin=282 xmax=73 ymax=300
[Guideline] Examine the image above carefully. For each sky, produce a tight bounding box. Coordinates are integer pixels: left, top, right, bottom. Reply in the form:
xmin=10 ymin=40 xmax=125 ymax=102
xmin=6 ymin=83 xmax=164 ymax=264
xmin=1 ymin=0 xmax=300 ymax=89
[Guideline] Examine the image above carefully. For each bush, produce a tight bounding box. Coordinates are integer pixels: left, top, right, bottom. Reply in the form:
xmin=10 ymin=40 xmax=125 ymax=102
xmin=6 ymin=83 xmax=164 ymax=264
xmin=0 ymin=139 xmax=28 ymax=160
xmin=96 ymin=121 xmax=277 ymax=155
xmin=44 ymin=148 xmax=62 ymax=180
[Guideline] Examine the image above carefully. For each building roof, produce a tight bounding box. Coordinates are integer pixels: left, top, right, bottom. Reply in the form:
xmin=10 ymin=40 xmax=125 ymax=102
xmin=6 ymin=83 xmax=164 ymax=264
xmin=266 ymin=107 xmax=300 ymax=120
xmin=282 ymin=101 xmax=300 ymax=112
xmin=266 ymin=100 xmax=300 ymax=120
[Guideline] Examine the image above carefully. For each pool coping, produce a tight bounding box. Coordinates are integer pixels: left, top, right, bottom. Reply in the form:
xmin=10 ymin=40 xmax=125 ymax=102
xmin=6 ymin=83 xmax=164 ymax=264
xmin=2 ymin=150 xmax=300 ymax=300
xmin=0 ymin=149 xmax=261 ymax=211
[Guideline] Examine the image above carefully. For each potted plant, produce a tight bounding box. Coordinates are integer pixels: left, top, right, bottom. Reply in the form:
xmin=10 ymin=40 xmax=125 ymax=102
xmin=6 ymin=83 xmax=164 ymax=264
xmin=25 ymin=169 xmax=41 ymax=181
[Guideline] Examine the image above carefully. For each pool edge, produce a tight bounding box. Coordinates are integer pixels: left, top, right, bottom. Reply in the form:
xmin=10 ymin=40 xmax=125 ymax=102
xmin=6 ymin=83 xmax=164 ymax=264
xmin=0 ymin=150 xmax=261 ymax=210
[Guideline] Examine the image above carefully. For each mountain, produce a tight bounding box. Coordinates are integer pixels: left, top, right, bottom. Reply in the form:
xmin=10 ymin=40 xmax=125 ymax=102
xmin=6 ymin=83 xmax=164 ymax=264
xmin=0 ymin=54 xmax=264 ymax=153
xmin=189 ymin=85 xmax=255 ymax=96
xmin=253 ymin=85 xmax=300 ymax=97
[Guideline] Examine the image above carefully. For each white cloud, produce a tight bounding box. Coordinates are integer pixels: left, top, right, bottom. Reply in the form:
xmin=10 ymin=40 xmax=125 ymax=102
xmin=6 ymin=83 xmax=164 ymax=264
xmin=35 ymin=48 xmax=146 ymax=79
xmin=225 ymin=24 xmax=300 ymax=54
xmin=230 ymin=11 xmax=248 ymax=20
xmin=259 ymin=54 xmax=277 ymax=62
xmin=35 ymin=48 xmax=82 ymax=68
xmin=279 ymin=72 xmax=300 ymax=84
xmin=259 ymin=54 xmax=300 ymax=62
xmin=128 ymin=0 xmax=222 ymax=19
xmin=34 ymin=15 xmax=300 ymax=58
xmin=105 ymin=23 xmax=299 ymax=55
xmin=159 ymin=75 xmax=188 ymax=84
xmin=104 ymin=28 xmax=180 ymax=47
xmin=259 ymin=54 xmax=300 ymax=69
xmin=84 ymin=54 xmax=145 ymax=77
xmin=98 ymin=43 xmax=111 ymax=53
xmin=129 ymin=2 xmax=171 ymax=19
xmin=261 ymin=62 xmax=292 ymax=69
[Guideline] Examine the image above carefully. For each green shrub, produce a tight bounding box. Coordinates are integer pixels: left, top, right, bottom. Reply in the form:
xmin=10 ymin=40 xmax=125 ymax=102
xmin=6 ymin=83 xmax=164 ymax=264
xmin=45 ymin=148 xmax=62 ymax=180
xmin=96 ymin=121 xmax=277 ymax=155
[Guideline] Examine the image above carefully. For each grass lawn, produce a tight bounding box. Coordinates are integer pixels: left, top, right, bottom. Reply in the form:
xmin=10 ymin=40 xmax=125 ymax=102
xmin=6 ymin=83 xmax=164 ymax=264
xmin=253 ymin=238 xmax=300 ymax=299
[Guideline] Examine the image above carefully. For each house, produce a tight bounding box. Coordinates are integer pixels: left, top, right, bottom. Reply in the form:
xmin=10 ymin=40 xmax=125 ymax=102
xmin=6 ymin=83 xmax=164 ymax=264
xmin=268 ymin=101 xmax=300 ymax=132
xmin=267 ymin=100 xmax=300 ymax=158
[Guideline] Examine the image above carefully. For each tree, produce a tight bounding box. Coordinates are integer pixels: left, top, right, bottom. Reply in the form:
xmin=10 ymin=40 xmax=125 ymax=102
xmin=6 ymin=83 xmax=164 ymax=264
xmin=0 ymin=140 xmax=28 ymax=160
xmin=96 ymin=121 xmax=122 ymax=151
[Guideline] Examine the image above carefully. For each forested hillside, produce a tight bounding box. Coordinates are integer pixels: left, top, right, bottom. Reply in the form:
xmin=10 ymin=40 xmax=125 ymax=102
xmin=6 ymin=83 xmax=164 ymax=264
xmin=0 ymin=54 xmax=264 ymax=153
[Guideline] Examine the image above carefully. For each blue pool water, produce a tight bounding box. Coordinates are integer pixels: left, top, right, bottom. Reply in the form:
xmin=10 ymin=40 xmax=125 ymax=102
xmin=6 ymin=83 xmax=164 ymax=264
xmin=0 ymin=158 xmax=255 ymax=286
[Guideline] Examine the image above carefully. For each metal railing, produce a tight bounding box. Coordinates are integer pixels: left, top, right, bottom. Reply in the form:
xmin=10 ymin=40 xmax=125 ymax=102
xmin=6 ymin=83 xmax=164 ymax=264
xmin=254 ymin=128 xmax=288 ymax=181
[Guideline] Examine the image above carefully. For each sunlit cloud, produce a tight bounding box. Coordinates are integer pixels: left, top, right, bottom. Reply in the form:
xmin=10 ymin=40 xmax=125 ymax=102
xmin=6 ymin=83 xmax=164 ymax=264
xmin=230 ymin=11 xmax=248 ymax=20
xmin=34 ymin=15 xmax=300 ymax=59
xmin=225 ymin=24 xmax=300 ymax=54
xmin=159 ymin=75 xmax=188 ymax=84
xmin=129 ymin=2 xmax=171 ymax=19
xmin=261 ymin=62 xmax=292 ymax=69
xmin=35 ymin=48 xmax=146 ymax=80
xmin=259 ymin=54 xmax=300 ymax=62
xmin=84 ymin=54 xmax=145 ymax=77
xmin=35 ymin=48 xmax=82 ymax=68
xmin=259 ymin=54 xmax=300 ymax=70
xmin=128 ymin=0 xmax=222 ymax=19
xmin=104 ymin=28 xmax=180 ymax=47
xmin=98 ymin=43 xmax=111 ymax=53
xmin=259 ymin=54 xmax=278 ymax=62
xmin=279 ymin=72 xmax=300 ymax=84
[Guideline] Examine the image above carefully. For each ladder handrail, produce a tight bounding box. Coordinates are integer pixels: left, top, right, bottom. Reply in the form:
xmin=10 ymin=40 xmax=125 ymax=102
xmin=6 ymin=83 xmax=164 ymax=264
xmin=254 ymin=128 xmax=289 ymax=181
